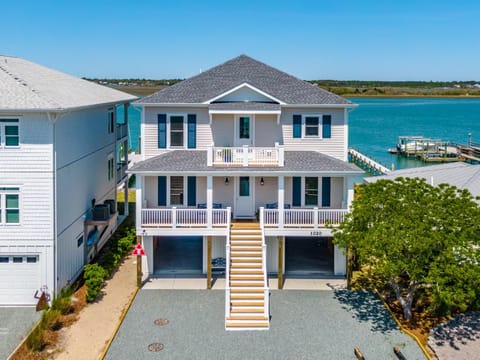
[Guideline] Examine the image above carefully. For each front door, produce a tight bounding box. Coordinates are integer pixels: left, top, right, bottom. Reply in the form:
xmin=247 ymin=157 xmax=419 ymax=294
xmin=235 ymin=176 xmax=255 ymax=217
xmin=235 ymin=116 xmax=253 ymax=146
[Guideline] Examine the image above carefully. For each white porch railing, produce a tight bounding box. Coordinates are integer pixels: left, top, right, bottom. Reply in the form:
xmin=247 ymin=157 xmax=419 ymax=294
xmin=261 ymin=208 xmax=348 ymax=228
xmin=141 ymin=207 xmax=230 ymax=228
xmin=207 ymin=143 xmax=284 ymax=167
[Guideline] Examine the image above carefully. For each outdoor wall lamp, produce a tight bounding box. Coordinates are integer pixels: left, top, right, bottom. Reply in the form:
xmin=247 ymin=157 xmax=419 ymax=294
xmin=225 ymin=177 xmax=229 ymax=185
xmin=260 ymin=177 xmax=265 ymax=186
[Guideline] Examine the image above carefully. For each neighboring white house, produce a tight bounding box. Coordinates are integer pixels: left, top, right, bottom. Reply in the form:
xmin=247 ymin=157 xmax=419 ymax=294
xmin=0 ymin=56 xmax=136 ymax=305
xmin=129 ymin=55 xmax=362 ymax=330
xmin=365 ymin=162 xmax=480 ymax=201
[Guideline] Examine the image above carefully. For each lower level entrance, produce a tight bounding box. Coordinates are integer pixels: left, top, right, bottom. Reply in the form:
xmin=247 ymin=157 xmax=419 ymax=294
xmin=285 ymin=237 xmax=334 ymax=275
xmin=153 ymin=236 xmax=203 ymax=275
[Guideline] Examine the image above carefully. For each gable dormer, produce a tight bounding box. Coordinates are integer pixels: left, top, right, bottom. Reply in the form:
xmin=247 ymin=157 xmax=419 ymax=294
xmin=206 ymin=83 xmax=283 ymax=105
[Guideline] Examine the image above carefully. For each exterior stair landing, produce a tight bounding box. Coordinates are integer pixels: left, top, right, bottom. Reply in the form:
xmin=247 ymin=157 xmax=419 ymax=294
xmin=226 ymin=222 xmax=269 ymax=330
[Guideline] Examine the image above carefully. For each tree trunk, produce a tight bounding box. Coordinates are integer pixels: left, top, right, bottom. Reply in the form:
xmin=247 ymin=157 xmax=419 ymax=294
xmin=389 ymin=279 xmax=415 ymax=321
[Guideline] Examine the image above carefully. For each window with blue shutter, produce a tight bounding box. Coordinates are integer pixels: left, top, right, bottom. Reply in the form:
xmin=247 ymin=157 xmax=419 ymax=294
xmin=292 ymin=177 xmax=301 ymax=207
xmin=322 ymin=177 xmax=331 ymax=207
xmin=187 ymin=114 xmax=196 ymax=148
xmin=293 ymin=115 xmax=302 ymax=138
xmin=157 ymin=114 xmax=167 ymax=148
xmin=158 ymin=176 xmax=167 ymax=206
xmin=322 ymin=115 xmax=331 ymax=139
xmin=187 ymin=176 xmax=196 ymax=206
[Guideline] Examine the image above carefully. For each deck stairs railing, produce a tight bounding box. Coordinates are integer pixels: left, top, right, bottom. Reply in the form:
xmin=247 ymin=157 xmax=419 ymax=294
xmin=225 ymin=222 xmax=269 ymax=330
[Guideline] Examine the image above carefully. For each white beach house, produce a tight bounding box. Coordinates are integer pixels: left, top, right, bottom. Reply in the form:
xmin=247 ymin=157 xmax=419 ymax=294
xmin=0 ymin=56 xmax=136 ymax=305
xmin=129 ymin=55 xmax=362 ymax=329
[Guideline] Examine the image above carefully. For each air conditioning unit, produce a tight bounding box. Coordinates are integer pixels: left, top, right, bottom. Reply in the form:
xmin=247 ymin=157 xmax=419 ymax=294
xmin=103 ymin=199 xmax=116 ymax=214
xmin=92 ymin=204 xmax=110 ymax=221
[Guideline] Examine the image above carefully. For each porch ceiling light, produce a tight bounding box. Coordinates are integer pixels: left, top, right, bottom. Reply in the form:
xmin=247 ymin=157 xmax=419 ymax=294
xmin=225 ymin=177 xmax=229 ymax=185
xmin=260 ymin=177 xmax=265 ymax=186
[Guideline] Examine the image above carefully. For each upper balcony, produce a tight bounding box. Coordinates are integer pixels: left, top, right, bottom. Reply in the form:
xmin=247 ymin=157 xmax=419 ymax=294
xmin=207 ymin=143 xmax=284 ymax=167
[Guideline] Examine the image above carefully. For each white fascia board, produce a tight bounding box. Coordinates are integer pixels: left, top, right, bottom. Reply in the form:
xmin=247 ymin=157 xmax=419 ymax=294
xmin=134 ymin=103 xmax=209 ymax=108
xmin=282 ymin=103 xmax=358 ymax=109
xmin=0 ymin=100 xmax=137 ymax=114
xmin=208 ymin=110 xmax=281 ymax=115
xmin=128 ymin=170 xmax=364 ymax=177
xmin=203 ymin=82 xmax=286 ymax=105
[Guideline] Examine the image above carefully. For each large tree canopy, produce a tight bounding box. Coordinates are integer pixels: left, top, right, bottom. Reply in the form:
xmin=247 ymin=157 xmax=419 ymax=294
xmin=333 ymin=177 xmax=480 ymax=320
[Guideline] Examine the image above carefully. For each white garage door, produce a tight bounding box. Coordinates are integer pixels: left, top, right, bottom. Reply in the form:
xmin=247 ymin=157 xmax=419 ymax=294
xmin=0 ymin=255 xmax=40 ymax=305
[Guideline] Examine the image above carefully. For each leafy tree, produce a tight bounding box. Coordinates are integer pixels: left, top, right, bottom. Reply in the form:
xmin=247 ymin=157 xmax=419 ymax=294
xmin=333 ymin=177 xmax=480 ymax=320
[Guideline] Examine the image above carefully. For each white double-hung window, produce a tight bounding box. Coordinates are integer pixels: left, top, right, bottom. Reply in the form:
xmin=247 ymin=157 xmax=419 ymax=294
xmin=0 ymin=119 xmax=20 ymax=148
xmin=0 ymin=187 xmax=20 ymax=224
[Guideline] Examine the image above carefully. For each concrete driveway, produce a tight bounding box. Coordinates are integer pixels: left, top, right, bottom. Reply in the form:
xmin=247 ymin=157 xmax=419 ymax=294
xmin=106 ymin=289 xmax=425 ymax=360
xmin=0 ymin=307 xmax=40 ymax=359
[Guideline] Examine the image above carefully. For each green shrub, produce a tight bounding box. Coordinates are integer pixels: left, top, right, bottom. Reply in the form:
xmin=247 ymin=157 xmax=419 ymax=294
xmin=51 ymin=286 xmax=74 ymax=315
xmin=26 ymin=324 xmax=46 ymax=352
xmin=84 ymin=263 xmax=107 ymax=302
xmin=41 ymin=309 xmax=63 ymax=331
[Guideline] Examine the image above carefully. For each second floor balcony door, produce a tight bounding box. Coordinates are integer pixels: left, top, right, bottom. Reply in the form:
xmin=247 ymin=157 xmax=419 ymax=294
xmin=235 ymin=116 xmax=253 ymax=147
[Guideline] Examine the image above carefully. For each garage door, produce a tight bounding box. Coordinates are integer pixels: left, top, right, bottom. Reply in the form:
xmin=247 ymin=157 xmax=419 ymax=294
xmin=0 ymin=255 xmax=40 ymax=305
xmin=154 ymin=236 xmax=203 ymax=274
xmin=285 ymin=237 xmax=334 ymax=275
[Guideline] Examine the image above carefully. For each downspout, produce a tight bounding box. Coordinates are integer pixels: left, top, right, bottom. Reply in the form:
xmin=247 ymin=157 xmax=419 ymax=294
xmin=47 ymin=112 xmax=58 ymax=298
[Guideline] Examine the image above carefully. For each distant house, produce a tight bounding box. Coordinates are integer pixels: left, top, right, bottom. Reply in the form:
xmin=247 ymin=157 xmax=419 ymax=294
xmin=129 ymin=55 xmax=362 ymax=330
xmin=365 ymin=162 xmax=480 ymax=201
xmin=0 ymin=56 xmax=136 ymax=305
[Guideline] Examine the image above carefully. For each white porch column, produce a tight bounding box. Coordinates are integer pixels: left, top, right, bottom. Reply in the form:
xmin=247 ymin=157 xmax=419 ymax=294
xmin=334 ymin=244 xmax=347 ymax=276
xmin=207 ymin=176 xmax=213 ymax=227
xmin=278 ymin=176 xmax=284 ymax=228
xmin=135 ymin=175 xmax=143 ymax=229
xmin=346 ymin=176 xmax=355 ymax=209
xmin=242 ymin=145 xmax=249 ymax=166
xmin=141 ymin=235 xmax=154 ymax=279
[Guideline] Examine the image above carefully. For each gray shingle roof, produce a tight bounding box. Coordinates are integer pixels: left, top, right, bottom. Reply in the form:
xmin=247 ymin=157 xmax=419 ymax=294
xmin=137 ymin=55 xmax=352 ymax=106
xmin=129 ymin=150 xmax=363 ymax=175
xmin=0 ymin=56 xmax=137 ymax=111
xmin=209 ymin=102 xmax=281 ymax=111
xmin=365 ymin=162 xmax=480 ymax=200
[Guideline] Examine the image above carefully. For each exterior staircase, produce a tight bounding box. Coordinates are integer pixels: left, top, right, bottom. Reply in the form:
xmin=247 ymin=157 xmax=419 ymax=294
xmin=225 ymin=222 xmax=269 ymax=330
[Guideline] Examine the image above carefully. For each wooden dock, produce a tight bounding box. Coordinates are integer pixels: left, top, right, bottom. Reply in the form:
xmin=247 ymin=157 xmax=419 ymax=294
xmin=348 ymin=148 xmax=391 ymax=175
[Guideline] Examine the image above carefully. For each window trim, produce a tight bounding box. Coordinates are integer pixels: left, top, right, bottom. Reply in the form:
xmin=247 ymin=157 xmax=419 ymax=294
xmin=169 ymin=114 xmax=185 ymax=148
xmin=107 ymin=154 xmax=115 ymax=182
xmin=304 ymin=177 xmax=319 ymax=206
xmin=0 ymin=119 xmax=20 ymax=149
xmin=297 ymin=114 xmax=332 ymax=139
xmin=0 ymin=186 xmax=21 ymax=225
xmin=107 ymin=108 xmax=115 ymax=134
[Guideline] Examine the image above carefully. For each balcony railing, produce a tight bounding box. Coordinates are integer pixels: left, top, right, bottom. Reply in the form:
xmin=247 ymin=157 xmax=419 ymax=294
xmin=116 ymin=162 xmax=128 ymax=183
xmin=207 ymin=143 xmax=284 ymax=167
xmin=141 ymin=207 xmax=231 ymax=228
xmin=261 ymin=208 xmax=348 ymax=229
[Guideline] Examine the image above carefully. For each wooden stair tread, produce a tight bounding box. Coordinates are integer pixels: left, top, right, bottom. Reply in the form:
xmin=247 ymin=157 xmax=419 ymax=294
xmin=231 ymin=294 xmax=264 ymax=300
xmin=225 ymin=322 xmax=269 ymax=327
xmin=231 ymin=308 xmax=264 ymax=313
xmin=231 ymin=270 xmax=263 ymax=274
xmin=227 ymin=315 xmax=268 ymax=321
xmin=231 ymin=288 xmax=264 ymax=293
xmin=231 ymin=301 xmax=264 ymax=306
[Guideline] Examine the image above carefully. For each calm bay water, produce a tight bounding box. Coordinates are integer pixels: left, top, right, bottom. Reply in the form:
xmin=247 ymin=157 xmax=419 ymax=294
xmin=123 ymin=98 xmax=480 ymax=170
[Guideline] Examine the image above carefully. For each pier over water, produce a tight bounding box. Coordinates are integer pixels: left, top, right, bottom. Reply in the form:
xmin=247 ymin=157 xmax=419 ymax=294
xmin=348 ymin=148 xmax=391 ymax=176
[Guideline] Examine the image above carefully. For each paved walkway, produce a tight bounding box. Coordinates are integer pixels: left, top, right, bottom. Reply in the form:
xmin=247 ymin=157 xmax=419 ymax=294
xmin=0 ymin=307 xmax=40 ymax=359
xmin=106 ymin=289 xmax=425 ymax=359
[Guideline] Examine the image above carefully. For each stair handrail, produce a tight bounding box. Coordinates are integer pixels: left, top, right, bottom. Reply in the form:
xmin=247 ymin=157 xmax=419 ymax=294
xmin=260 ymin=219 xmax=269 ymax=321
xmin=225 ymin=207 xmax=232 ymax=321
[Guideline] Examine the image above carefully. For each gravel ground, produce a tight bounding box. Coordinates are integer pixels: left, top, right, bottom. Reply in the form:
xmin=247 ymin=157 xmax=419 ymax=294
xmin=0 ymin=307 xmax=40 ymax=359
xmin=106 ymin=289 xmax=425 ymax=360
xmin=429 ymin=311 xmax=480 ymax=360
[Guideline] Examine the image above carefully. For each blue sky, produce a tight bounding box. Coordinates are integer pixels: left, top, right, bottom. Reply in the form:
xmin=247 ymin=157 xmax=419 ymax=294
xmin=2 ymin=0 xmax=479 ymax=80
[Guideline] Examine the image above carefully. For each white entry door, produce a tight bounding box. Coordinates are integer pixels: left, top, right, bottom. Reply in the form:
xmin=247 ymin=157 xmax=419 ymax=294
xmin=235 ymin=116 xmax=253 ymax=146
xmin=235 ymin=176 xmax=255 ymax=218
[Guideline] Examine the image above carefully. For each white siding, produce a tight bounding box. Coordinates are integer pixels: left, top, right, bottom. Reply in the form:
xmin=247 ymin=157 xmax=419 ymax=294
xmin=212 ymin=177 xmax=234 ymax=209
xmin=266 ymin=236 xmax=278 ymax=274
xmin=281 ymin=108 xmax=346 ymax=160
xmin=254 ymin=115 xmax=282 ymax=146
xmin=55 ymin=107 xmax=118 ymax=289
xmin=211 ymin=115 xmax=234 ymax=147
xmin=143 ymin=107 xmax=212 ymax=159
xmin=255 ymin=177 xmax=277 ymax=209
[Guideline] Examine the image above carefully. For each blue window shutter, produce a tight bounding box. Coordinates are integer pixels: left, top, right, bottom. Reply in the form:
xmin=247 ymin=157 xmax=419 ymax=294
xmin=187 ymin=114 xmax=196 ymax=148
xmin=187 ymin=176 xmax=196 ymax=206
xmin=322 ymin=177 xmax=331 ymax=207
xmin=158 ymin=114 xmax=167 ymax=148
xmin=293 ymin=115 xmax=302 ymax=138
xmin=292 ymin=177 xmax=301 ymax=207
xmin=322 ymin=115 xmax=331 ymax=138
xmin=158 ymin=176 xmax=167 ymax=206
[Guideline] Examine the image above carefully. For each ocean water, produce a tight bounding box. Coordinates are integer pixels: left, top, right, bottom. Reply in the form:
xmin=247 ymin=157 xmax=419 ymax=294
xmin=123 ymin=98 xmax=480 ymax=170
